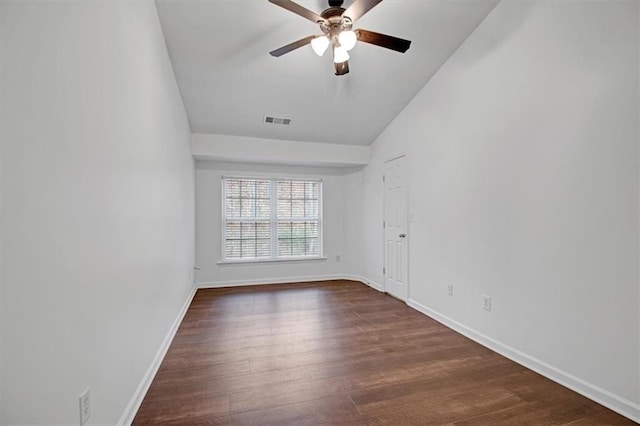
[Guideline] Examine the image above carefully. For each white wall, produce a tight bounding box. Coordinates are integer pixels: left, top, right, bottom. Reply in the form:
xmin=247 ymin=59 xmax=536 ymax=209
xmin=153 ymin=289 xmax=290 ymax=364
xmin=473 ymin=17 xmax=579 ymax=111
xmin=355 ymin=0 xmax=640 ymax=419
xmin=195 ymin=161 xmax=356 ymax=287
xmin=1 ymin=1 xmax=195 ymax=424
xmin=192 ymin=133 xmax=370 ymax=167
xmin=342 ymin=171 xmax=366 ymax=282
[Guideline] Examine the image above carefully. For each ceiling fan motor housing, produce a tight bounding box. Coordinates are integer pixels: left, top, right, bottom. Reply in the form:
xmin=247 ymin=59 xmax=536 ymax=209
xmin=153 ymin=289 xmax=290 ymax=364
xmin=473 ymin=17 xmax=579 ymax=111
xmin=328 ymin=0 xmax=344 ymax=7
xmin=319 ymin=7 xmax=352 ymax=39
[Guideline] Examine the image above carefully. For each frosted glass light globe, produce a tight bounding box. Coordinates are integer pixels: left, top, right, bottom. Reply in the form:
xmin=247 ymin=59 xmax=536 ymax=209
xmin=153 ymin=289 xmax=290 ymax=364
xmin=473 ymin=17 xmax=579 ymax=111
xmin=333 ymin=45 xmax=350 ymax=63
xmin=311 ymin=36 xmax=330 ymax=56
xmin=338 ymin=30 xmax=357 ymax=51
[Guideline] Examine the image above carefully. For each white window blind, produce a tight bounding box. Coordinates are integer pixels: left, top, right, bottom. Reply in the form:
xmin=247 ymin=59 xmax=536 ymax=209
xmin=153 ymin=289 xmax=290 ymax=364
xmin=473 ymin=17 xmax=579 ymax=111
xmin=223 ymin=177 xmax=322 ymax=261
xmin=276 ymin=180 xmax=320 ymax=257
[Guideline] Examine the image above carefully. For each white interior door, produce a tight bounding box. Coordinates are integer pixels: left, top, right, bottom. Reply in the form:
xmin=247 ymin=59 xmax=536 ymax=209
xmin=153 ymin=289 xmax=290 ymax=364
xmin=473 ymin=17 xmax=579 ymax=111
xmin=384 ymin=155 xmax=408 ymax=301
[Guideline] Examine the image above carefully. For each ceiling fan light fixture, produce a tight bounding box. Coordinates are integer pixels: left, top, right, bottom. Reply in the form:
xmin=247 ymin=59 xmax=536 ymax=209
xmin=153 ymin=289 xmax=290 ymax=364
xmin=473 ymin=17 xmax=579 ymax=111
xmin=338 ymin=30 xmax=357 ymax=51
xmin=333 ymin=45 xmax=350 ymax=63
xmin=311 ymin=35 xmax=330 ymax=56
xmin=268 ymin=0 xmax=412 ymax=75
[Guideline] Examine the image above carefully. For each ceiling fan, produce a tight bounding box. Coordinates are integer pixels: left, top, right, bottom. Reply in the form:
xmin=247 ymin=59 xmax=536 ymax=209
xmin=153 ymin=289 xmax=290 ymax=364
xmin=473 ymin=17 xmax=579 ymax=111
xmin=268 ymin=0 xmax=411 ymax=76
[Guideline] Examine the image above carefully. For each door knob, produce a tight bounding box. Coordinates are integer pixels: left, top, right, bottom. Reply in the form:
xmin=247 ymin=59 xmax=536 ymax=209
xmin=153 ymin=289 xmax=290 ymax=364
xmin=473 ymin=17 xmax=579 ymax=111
xmin=399 ymin=234 xmax=406 ymax=238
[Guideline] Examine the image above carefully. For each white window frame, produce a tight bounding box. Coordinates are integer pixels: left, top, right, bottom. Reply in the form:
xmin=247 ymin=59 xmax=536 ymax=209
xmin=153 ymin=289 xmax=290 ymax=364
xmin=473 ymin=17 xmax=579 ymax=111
xmin=220 ymin=176 xmax=324 ymax=264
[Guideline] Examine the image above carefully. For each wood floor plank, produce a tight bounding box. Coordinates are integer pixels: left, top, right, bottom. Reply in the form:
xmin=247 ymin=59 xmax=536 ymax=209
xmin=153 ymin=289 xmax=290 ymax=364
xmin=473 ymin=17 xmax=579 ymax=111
xmin=227 ymin=375 xmax=354 ymax=414
xmin=134 ymin=395 xmax=230 ymax=423
xmin=133 ymin=280 xmax=634 ymax=425
xmin=230 ymin=395 xmax=362 ymax=426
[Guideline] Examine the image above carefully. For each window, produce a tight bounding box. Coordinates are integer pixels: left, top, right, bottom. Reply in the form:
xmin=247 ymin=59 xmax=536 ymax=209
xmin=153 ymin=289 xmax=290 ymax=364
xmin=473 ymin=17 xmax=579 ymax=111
xmin=222 ymin=177 xmax=322 ymax=261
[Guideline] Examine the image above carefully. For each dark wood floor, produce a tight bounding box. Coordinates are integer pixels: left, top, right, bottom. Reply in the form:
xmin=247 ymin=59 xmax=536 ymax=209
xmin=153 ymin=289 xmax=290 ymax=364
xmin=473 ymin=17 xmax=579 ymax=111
xmin=133 ymin=280 xmax=635 ymax=425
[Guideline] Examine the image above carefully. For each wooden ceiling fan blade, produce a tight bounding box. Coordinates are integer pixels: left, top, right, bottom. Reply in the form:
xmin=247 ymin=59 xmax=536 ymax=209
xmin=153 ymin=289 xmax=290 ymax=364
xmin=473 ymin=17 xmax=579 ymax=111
xmin=269 ymin=0 xmax=325 ymax=23
xmin=342 ymin=0 xmax=382 ymax=22
xmin=334 ymin=61 xmax=350 ymax=76
xmin=269 ymin=35 xmax=315 ymax=57
xmin=356 ymin=29 xmax=411 ymax=53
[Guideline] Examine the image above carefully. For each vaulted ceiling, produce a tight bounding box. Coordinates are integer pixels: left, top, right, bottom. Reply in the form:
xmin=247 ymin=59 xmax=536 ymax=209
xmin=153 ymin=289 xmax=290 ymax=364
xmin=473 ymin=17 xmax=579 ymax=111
xmin=156 ymin=0 xmax=499 ymax=146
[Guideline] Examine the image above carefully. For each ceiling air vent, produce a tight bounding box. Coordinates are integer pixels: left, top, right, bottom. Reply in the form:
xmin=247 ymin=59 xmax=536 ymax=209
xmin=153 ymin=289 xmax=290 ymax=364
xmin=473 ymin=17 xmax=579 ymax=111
xmin=264 ymin=116 xmax=292 ymax=126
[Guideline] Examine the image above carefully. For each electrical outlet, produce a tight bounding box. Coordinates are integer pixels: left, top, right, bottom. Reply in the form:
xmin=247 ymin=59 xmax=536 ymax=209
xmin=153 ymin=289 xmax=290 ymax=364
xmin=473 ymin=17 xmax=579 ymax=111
xmin=447 ymin=284 xmax=454 ymax=296
xmin=336 ymin=255 xmax=341 ymax=262
xmin=79 ymin=388 xmax=91 ymax=426
xmin=482 ymin=295 xmax=492 ymax=311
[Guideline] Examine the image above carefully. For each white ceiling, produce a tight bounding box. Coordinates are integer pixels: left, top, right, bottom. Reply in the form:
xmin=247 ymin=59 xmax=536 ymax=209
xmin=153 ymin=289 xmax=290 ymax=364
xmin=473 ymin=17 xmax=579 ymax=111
xmin=156 ymin=0 xmax=499 ymax=146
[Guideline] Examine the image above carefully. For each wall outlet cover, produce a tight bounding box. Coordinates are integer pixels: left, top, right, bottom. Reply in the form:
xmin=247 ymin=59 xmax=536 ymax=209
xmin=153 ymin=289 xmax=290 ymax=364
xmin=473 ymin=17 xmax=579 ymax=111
xmin=79 ymin=388 xmax=91 ymax=426
xmin=482 ymin=295 xmax=492 ymax=311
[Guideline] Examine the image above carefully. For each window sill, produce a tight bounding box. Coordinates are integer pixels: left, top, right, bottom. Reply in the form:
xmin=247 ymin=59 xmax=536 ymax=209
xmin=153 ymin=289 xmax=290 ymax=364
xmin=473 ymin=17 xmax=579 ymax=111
xmin=217 ymin=257 xmax=327 ymax=266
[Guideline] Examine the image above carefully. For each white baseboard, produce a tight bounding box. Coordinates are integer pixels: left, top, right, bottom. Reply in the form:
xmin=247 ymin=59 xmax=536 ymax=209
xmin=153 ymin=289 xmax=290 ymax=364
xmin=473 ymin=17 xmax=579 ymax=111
xmin=341 ymin=274 xmax=384 ymax=292
xmin=407 ymin=298 xmax=640 ymax=424
xmin=197 ymin=275 xmax=384 ymax=291
xmin=118 ymin=285 xmax=198 ymax=425
xmin=197 ymin=274 xmax=351 ymax=289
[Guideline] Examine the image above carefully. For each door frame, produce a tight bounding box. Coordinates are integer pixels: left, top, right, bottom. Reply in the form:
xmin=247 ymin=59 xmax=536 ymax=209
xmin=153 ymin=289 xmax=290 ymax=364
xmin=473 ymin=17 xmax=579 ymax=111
xmin=382 ymin=153 xmax=410 ymax=302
